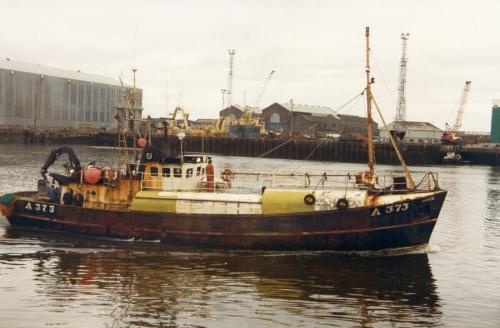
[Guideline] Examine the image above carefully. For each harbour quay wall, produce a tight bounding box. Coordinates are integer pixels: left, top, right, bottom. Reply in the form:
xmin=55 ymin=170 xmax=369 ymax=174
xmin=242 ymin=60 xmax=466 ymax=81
xmin=461 ymin=145 xmax=500 ymax=166
xmin=2 ymin=130 xmax=499 ymax=166
xmin=177 ymin=136 xmax=443 ymax=166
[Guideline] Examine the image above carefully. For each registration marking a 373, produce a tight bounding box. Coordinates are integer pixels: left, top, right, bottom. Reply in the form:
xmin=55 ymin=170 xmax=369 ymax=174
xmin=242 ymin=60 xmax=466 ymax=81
xmin=370 ymin=202 xmax=409 ymax=217
xmin=24 ymin=202 xmax=56 ymax=215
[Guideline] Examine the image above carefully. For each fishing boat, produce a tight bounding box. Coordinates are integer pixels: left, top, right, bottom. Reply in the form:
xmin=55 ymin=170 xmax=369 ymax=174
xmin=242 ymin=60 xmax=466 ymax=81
xmin=0 ymin=28 xmax=447 ymax=251
xmin=442 ymin=151 xmax=471 ymax=165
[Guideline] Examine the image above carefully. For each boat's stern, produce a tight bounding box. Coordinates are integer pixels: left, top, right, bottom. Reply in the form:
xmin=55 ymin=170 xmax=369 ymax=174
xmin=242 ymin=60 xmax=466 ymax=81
xmin=0 ymin=193 xmax=18 ymax=219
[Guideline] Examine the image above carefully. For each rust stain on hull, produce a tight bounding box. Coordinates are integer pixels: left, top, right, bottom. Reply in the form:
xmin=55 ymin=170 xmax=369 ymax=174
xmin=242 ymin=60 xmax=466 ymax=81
xmin=6 ymin=191 xmax=447 ymax=251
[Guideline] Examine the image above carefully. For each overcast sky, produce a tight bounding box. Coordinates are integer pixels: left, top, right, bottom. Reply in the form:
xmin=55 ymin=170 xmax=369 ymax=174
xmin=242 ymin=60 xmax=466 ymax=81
xmin=1 ymin=0 xmax=499 ymax=131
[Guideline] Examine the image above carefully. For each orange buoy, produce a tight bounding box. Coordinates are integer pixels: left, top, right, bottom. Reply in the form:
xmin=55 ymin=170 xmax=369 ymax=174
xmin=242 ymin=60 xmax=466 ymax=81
xmin=137 ymin=138 xmax=147 ymax=148
xmin=84 ymin=167 xmax=102 ymax=184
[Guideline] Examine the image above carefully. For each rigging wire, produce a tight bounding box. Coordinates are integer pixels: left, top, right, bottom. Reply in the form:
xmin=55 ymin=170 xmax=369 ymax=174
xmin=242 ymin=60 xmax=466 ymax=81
xmin=257 ymin=124 xmax=319 ymax=158
xmin=371 ymin=50 xmax=397 ymax=109
xmin=340 ymin=93 xmax=363 ymax=115
xmin=332 ymin=90 xmax=365 ymax=114
xmin=290 ymin=140 xmax=325 ymax=174
xmin=240 ymin=90 xmax=366 ymax=170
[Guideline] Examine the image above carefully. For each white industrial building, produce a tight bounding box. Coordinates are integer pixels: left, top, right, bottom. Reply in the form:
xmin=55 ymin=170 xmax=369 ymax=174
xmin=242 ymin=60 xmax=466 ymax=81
xmin=379 ymin=121 xmax=443 ymax=144
xmin=0 ymin=58 xmax=142 ymax=130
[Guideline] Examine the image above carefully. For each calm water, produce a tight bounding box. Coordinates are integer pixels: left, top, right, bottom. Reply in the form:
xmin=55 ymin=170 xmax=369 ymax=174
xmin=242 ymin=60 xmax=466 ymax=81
xmin=0 ymin=144 xmax=499 ymax=327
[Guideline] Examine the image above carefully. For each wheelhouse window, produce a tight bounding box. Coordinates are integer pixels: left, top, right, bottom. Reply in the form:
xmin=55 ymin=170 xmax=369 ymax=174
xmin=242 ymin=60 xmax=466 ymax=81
xmin=162 ymin=167 xmax=170 ymax=177
xmin=173 ymin=168 xmax=182 ymax=178
xmin=150 ymin=167 xmax=158 ymax=177
xmin=196 ymin=166 xmax=201 ymax=176
xmin=186 ymin=168 xmax=193 ymax=178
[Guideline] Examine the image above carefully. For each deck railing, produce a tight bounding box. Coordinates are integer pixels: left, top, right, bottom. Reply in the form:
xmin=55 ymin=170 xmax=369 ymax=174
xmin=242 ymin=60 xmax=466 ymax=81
xmin=139 ymin=169 xmax=440 ymax=194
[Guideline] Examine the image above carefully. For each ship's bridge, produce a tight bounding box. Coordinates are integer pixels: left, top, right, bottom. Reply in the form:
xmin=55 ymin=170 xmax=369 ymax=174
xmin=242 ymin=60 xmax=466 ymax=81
xmin=140 ymin=152 xmax=208 ymax=191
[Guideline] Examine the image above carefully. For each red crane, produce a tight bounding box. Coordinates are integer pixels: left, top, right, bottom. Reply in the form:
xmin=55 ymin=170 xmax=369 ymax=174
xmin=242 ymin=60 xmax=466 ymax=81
xmin=442 ymin=81 xmax=472 ymax=144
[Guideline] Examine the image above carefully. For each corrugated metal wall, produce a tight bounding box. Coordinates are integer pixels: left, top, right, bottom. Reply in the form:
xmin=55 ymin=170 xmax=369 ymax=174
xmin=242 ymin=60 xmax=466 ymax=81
xmin=0 ymin=68 xmax=142 ymax=129
xmin=491 ymin=106 xmax=500 ymax=143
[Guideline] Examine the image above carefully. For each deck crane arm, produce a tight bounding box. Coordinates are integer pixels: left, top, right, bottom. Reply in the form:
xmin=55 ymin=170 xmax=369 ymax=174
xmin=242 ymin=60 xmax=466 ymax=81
xmin=170 ymin=107 xmax=190 ymax=131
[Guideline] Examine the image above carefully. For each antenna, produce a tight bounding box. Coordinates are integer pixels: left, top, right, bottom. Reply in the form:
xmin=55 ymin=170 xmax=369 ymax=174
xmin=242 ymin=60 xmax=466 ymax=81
xmin=165 ymin=67 xmax=169 ymax=117
xmin=227 ymin=49 xmax=235 ymax=107
xmin=221 ymin=89 xmax=228 ymax=109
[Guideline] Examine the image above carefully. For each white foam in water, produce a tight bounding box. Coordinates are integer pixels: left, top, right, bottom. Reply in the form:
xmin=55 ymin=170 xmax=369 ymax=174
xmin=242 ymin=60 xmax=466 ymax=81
xmin=425 ymin=243 xmax=441 ymax=254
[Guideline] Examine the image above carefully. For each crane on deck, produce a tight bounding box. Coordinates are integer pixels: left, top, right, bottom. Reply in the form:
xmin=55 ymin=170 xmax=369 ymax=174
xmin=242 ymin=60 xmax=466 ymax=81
xmin=442 ymin=81 xmax=472 ymax=145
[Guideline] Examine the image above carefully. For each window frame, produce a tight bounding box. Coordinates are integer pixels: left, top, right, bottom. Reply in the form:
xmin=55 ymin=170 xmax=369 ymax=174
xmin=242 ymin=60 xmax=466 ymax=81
xmin=162 ymin=167 xmax=171 ymax=177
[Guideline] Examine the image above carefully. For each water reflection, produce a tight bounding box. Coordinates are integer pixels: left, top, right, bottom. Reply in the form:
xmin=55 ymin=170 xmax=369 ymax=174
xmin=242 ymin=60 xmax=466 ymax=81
xmin=486 ymin=167 xmax=500 ymax=239
xmin=6 ymin=144 xmax=500 ymax=327
xmin=1 ymin=226 xmax=442 ymax=327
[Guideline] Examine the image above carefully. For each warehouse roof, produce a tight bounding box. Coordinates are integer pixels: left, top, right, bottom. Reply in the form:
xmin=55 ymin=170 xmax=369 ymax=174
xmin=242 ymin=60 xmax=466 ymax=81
xmin=278 ymin=102 xmax=339 ymax=119
xmin=338 ymin=114 xmax=370 ymax=123
xmin=221 ymin=105 xmax=262 ymax=115
xmin=392 ymin=121 xmax=442 ymax=132
xmin=0 ymin=58 xmax=129 ymax=87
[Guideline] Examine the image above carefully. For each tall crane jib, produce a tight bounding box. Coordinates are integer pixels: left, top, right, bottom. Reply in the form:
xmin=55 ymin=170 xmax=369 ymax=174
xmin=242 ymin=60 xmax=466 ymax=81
xmin=453 ymin=81 xmax=472 ymax=132
xmin=442 ymin=81 xmax=472 ymax=145
xmin=393 ymin=33 xmax=410 ymax=141
xmin=254 ymin=70 xmax=276 ymax=108
xmin=227 ymin=49 xmax=235 ymax=107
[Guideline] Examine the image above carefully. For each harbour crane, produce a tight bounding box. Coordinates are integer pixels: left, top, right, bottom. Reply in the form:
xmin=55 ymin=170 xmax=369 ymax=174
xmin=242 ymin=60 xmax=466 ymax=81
xmin=442 ymin=81 xmax=472 ymax=144
xmin=392 ymin=33 xmax=409 ymax=141
xmin=236 ymin=70 xmax=275 ymax=131
xmin=226 ymin=49 xmax=235 ymax=107
xmin=253 ymin=70 xmax=276 ymax=107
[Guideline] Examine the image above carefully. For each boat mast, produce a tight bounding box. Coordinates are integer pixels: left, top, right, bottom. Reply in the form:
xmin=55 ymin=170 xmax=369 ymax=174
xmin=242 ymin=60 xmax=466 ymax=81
xmin=364 ymin=27 xmax=416 ymax=189
xmin=365 ymin=26 xmax=375 ymax=174
xmin=131 ymin=68 xmax=138 ymax=164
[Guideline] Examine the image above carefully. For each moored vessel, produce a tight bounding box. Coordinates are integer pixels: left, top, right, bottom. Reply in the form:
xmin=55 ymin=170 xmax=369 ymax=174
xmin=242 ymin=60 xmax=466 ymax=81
xmin=0 ymin=27 xmax=447 ymax=251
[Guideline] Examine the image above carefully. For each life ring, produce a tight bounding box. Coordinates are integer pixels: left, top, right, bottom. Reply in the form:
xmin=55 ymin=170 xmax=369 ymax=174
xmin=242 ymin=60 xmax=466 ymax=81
xmin=336 ymin=198 xmax=349 ymax=210
xmin=221 ymin=168 xmax=235 ymax=183
xmin=304 ymin=194 xmax=316 ymax=205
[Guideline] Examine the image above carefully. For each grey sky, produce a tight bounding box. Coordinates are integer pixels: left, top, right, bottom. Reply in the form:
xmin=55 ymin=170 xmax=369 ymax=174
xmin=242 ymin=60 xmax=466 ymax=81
xmin=1 ymin=0 xmax=498 ymax=131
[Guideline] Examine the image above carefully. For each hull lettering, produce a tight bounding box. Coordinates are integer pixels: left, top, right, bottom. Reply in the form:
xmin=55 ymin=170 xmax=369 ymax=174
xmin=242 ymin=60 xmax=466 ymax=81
xmin=24 ymin=202 xmax=56 ymax=215
xmin=371 ymin=202 xmax=409 ymax=217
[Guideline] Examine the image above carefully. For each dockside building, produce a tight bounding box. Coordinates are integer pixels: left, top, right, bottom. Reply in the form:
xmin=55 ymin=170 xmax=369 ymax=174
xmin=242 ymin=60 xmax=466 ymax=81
xmin=379 ymin=121 xmax=442 ymax=144
xmin=0 ymin=59 xmax=142 ymax=130
xmin=262 ymin=102 xmax=377 ymax=137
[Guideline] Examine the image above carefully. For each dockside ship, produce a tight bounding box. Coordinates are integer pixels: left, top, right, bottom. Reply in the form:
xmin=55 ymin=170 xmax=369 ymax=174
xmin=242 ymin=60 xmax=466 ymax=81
xmin=0 ymin=27 xmax=447 ymax=251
